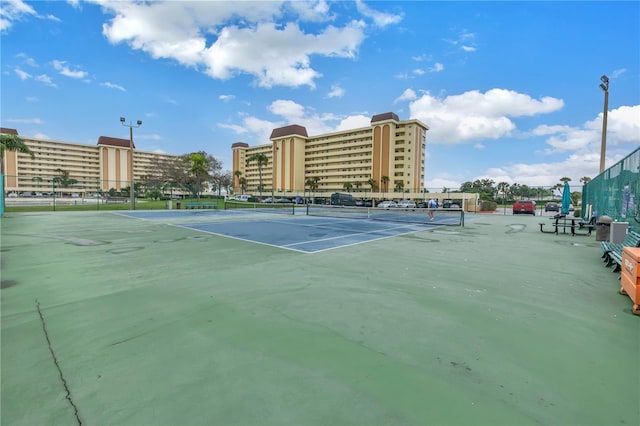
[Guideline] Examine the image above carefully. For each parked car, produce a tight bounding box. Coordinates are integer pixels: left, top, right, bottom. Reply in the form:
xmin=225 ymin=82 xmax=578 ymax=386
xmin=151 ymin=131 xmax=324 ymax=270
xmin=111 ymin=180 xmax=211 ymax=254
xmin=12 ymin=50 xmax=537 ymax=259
xmin=397 ymin=200 xmax=416 ymax=208
xmin=443 ymin=200 xmax=461 ymax=209
xmin=512 ymin=200 xmax=536 ymax=215
xmin=377 ymin=200 xmax=397 ymax=209
xmin=545 ymin=202 xmax=559 ymax=212
xmin=7 ymin=192 xmax=18 ymax=198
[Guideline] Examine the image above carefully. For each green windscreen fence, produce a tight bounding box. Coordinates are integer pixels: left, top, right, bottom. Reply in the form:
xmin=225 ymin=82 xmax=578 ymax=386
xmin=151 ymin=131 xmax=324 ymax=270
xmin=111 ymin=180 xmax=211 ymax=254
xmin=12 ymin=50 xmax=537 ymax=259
xmin=582 ymin=147 xmax=640 ymax=232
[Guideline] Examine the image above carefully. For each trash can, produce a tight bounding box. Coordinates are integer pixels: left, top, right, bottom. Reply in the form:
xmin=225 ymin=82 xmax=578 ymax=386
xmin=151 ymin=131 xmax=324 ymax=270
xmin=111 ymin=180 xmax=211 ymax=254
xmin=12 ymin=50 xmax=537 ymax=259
xmin=610 ymin=222 xmax=629 ymax=243
xmin=167 ymin=200 xmax=173 ymax=210
xmin=176 ymin=201 xmax=181 ymax=209
xmin=596 ymin=215 xmax=612 ymax=241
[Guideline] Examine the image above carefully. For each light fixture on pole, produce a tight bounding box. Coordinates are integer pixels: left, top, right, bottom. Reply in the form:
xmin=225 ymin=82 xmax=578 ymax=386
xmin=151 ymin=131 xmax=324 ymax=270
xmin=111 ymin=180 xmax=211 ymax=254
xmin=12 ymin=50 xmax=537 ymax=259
xmin=599 ymin=75 xmax=609 ymax=174
xmin=120 ymin=117 xmax=142 ymax=210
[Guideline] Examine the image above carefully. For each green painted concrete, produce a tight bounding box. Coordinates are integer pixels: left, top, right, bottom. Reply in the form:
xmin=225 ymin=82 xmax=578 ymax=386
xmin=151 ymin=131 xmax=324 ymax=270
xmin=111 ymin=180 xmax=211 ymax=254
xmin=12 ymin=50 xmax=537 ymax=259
xmin=1 ymin=211 xmax=638 ymax=425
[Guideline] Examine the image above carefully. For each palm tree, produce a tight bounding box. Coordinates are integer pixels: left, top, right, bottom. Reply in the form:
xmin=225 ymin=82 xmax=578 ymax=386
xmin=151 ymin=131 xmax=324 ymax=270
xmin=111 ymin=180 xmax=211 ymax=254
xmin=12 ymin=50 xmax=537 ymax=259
xmin=246 ymin=153 xmax=268 ymax=198
xmin=1 ymin=133 xmax=34 ymax=175
xmin=580 ymin=176 xmax=591 ymax=185
xmin=52 ymin=168 xmax=78 ymax=189
xmin=343 ymin=182 xmax=353 ymax=192
xmin=233 ymin=170 xmax=242 ymax=192
xmin=367 ymin=178 xmax=378 ymax=192
xmin=184 ymin=152 xmax=208 ymax=201
xmin=394 ymin=181 xmax=404 ymax=193
xmin=381 ymin=176 xmax=390 ymax=193
xmin=354 ymin=181 xmax=362 ymax=192
xmin=239 ymin=177 xmax=248 ymax=194
xmin=1 ymin=134 xmax=35 ymax=212
xmin=496 ymin=182 xmax=510 ymax=210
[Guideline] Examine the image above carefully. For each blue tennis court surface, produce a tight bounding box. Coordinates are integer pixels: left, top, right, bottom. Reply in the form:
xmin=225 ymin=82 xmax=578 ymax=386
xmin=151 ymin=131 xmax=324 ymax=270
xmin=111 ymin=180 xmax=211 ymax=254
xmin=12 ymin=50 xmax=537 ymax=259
xmin=117 ymin=210 xmax=452 ymax=253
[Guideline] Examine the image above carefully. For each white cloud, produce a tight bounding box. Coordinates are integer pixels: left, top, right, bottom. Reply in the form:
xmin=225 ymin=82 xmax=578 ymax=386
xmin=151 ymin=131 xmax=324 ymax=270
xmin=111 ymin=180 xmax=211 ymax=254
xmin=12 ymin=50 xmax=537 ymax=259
xmin=409 ymin=88 xmax=564 ymax=143
xmin=16 ymin=52 xmax=37 ymax=67
xmin=468 ymin=104 xmax=640 ymax=188
xmin=220 ymin=100 xmax=371 ymax=144
xmin=0 ymin=0 xmax=59 ymax=32
xmin=612 ymin=68 xmax=626 ymax=78
xmin=413 ymin=68 xmax=425 ymax=76
xmin=5 ymin=117 xmax=43 ymax=124
xmin=52 ymin=60 xmax=88 ymax=79
xmin=14 ymin=68 xmax=31 ymax=80
xmin=445 ymin=29 xmax=478 ymax=53
xmin=218 ymin=123 xmax=249 ymax=135
xmin=34 ymin=74 xmax=57 ymax=87
xmin=355 ymin=0 xmax=403 ymax=28
xmin=326 ymin=84 xmax=345 ymax=98
xmin=135 ymin=133 xmax=162 ymax=141
xmin=98 ymin=1 xmax=367 ymax=88
xmin=0 ymin=0 xmax=36 ymax=32
xmin=101 ymin=82 xmax=126 ymax=91
xmin=269 ymin=99 xmax=306 ymax=120
xmin=538 ymin=105 xmax=640 ymax=154
xmin=219 ymin=94 xmax=235 ymax=102
xmin=411 ymin=54 xmax=430 ymax=62
xmin=430 ymin=62 xmax=444 ymax=72
xmin=394 ymin=88 xmax=416 ymax=103
xmin=335 ymin=115 xmax=370 ymax=131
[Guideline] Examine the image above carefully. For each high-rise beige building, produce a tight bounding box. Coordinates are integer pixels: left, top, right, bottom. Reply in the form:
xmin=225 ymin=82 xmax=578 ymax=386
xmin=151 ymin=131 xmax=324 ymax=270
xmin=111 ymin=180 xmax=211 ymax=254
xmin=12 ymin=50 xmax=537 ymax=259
xmin=1 ymin=128 xmax=178 ymax=195
xmin=232 ymin=112 xmax=428 ymax=196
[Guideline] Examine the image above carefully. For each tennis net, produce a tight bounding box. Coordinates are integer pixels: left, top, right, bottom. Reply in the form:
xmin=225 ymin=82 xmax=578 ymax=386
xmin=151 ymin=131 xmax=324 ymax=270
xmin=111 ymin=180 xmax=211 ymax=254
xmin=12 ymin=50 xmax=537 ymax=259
xmin=224 ymin=200 xmax=295 ymax=215
xmin=306 ymin=204 xmax=464 ymax=226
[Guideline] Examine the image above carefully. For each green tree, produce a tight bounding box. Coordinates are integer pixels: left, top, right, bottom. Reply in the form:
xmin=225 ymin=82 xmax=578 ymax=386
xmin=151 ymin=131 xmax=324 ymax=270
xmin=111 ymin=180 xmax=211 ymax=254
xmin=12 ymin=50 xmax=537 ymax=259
xmin=184 ymin=152 xmax=208 ymax=201
xmin=246 ymin=153 xmax=269 ymax=198
xmin=233 ymin=170 xmax=242 ymax=192
xmin=343 ymin=182 xmax=353 ymax=192
xmin=367 ymin=178 xmax=378 ymax=192
xmin=53 ymin=168 xmax=78 ymax=189
xmin=1 ymin=133 xmax=34 ymax=175
xmin=496 ymin=182 xmax=510 ymax=203
xmin=381 ymin=176 xmax=390 ymax=193
xmin=394 ymin=181 xmax=404 ymax=192
xmin=239 ymin=177 xmax=248 ymax=194
xmin=580 ymin=176 xmax=591 ymax=185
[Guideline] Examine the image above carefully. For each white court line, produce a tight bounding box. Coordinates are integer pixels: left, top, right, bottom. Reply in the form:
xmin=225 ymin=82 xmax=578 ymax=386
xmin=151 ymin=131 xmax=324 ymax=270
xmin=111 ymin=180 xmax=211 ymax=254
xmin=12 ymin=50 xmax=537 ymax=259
xmin=166 ymin=215 xmax=449 ymax=254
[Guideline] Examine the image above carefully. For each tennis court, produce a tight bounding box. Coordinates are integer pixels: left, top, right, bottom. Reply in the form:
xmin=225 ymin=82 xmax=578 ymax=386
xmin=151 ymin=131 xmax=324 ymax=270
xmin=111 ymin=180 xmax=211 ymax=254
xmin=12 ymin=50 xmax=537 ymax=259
xmin=1 ymin=209 xmax=638 ymax=425
xmin=118 ymin=205 xmax=465 ymax=253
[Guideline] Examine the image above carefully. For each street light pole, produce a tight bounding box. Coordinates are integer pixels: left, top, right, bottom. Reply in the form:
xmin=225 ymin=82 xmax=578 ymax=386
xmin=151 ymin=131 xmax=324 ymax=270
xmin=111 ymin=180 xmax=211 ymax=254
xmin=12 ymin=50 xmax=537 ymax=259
xmin=599 ymin=75 xmax=609 ymax=174
xmin=120 ymin=117 xmax=142 ymax=210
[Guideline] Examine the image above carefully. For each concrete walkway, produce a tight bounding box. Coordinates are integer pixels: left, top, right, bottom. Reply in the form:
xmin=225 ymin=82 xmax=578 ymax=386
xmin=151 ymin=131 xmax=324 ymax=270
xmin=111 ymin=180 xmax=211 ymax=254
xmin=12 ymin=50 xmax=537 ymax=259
xmin=1 ymin=211 xmax=638 ymax=425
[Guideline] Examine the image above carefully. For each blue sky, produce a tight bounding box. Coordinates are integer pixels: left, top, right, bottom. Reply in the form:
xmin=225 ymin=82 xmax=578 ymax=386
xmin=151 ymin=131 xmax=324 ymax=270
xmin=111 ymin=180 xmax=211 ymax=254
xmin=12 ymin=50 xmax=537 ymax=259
xmin=1 ymin=0 xmax=639 ymax=190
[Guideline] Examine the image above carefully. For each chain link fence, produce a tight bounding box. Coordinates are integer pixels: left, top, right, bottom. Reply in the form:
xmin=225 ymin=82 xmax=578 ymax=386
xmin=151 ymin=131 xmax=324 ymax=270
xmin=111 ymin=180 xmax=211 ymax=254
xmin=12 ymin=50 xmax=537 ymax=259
xmin=582 ymin=147 xmax=640 ymax=232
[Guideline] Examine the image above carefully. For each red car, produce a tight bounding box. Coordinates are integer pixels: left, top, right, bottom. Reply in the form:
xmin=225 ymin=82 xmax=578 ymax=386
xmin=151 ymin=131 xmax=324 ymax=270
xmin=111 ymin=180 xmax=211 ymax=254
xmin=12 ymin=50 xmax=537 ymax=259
xmin=512 ymin=200 xmax=536 ymax=215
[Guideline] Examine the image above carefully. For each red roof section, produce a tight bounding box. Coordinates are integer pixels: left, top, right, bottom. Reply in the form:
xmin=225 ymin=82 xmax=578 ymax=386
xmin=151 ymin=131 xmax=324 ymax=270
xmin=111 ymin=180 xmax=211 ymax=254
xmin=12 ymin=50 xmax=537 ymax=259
xmin=371 ymin=112 xmax=399 ymax=123
xmin=270 ymin=125 xmax=308 ymax=139
xmin=0 ymin=128 xmax=18 ymax=135
xmin=97 ymin=136 xmax=134 ymax=148
xmin=232 ymin=142 xmax=249 ymax=149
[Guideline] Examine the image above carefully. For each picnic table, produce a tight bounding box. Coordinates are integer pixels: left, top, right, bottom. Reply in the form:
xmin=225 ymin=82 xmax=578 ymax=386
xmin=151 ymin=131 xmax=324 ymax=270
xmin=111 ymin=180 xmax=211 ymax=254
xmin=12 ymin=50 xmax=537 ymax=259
xmin=539 ymin=215 xmax=593 ymax=236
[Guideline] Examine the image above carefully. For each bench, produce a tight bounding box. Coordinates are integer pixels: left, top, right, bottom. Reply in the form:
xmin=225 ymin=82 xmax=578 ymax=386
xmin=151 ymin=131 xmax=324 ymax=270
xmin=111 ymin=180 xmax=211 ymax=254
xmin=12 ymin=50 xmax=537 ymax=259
xmin=576 ymin=223 xmax=596 ymax=236
xmin=104 ymin=197 xmax=129 ymax=204
xmin=601 ymin=230 xmax=640 ymax=272
xmin=183 ymin=202 xmax=217 ymax=209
